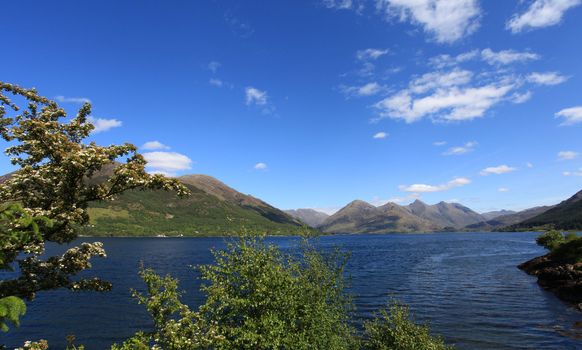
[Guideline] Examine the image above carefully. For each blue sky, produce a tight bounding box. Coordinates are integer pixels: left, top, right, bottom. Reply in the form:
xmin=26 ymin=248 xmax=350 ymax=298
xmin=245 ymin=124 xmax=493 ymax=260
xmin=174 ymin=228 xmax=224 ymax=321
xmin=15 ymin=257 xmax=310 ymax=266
xmin=1 ymin=0 xmax=582 ymax=214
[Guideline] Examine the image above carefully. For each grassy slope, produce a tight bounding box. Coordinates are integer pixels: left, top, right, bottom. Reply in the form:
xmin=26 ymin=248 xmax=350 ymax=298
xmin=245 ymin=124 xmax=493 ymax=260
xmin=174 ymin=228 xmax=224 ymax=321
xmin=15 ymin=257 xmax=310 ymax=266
xmin=83 ymin=184 xmax=309 ymax=237
xmin=508 ymin=190 xmax=582 ymax=231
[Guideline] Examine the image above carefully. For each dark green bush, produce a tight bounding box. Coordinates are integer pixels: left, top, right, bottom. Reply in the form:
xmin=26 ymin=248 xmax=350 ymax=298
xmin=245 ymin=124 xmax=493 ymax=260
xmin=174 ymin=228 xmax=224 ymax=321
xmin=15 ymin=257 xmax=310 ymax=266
xmin=119 ymin=236 xmax=452 ymax=349
xmin=551 ymin=237 xmax=582 ymax=264
xmin=536 ymin=230 xmax=565 ymax=251
xmin=363 ymin=301 xmax=452 ymax=350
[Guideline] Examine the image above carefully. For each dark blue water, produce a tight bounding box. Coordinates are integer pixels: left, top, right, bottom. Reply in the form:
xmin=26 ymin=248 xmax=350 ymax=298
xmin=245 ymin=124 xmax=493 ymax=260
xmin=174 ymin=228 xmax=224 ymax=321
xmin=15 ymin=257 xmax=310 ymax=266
xmin=2 ymin=232 xmax=582 ymax=349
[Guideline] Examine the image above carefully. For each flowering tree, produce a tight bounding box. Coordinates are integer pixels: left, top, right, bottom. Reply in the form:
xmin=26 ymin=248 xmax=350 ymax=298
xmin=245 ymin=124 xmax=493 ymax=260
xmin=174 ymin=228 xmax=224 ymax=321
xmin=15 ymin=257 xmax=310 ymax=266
xmin=0 ymin=82 xmax=189 ymax=332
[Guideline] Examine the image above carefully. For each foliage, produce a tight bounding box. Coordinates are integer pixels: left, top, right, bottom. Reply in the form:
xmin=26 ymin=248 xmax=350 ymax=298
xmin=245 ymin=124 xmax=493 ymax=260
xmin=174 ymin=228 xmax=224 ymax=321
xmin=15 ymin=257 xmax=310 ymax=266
xmin=0 ymin=296 xmax=26 ymax=332
xmin=121 ymin=236 xmax=452 ymax=350
xmin=550 ymin=236 xmax=582 ymax=264
xmin=14 ymin=339 xmax=48 ymax=350
xmin=362 ymin=301 xmax=452 ymax=350
xmin=119 ymin=236 xmax=357 ymax=349
xmin=0 ymin=82 xmax=189 ymax=332
xmin=535 ymin=230 xmax=565 ymax=251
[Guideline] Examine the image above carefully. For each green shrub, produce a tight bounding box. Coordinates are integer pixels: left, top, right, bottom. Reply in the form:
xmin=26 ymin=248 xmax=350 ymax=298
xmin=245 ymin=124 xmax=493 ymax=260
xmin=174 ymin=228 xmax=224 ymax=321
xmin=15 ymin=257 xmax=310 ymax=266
xmin=119 ymin=236 xmax=452 ymax=349
xmin=551 ymin=237 xmax=582 ymax=264
xmin=536 ymin=230 xmax=565 ymax=251
xmin=363 ymin=301 xmax=452 ymax=350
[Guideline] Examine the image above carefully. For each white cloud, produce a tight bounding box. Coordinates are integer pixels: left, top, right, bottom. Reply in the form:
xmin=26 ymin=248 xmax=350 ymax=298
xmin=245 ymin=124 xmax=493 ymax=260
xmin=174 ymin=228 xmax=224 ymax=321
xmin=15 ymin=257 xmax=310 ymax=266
xmin=563 ymin=168 xmax=582 ymax=176
xmin=377 ymin=0 xmax=481 ymax=43
xmin=371 ymin=193 xmax=420 ymax=205
xmin=556 ymin=106 xmax=582 ymax=126
xmin=254 ymin=162 xmax=268 ymax=170
xmin=526 ymin=162 xmax=534 ymax=168
xmin=356 ymin=48 xmax=390 ymax=61
xmin=480 ymin=165 xmax=517 ymax=176
xmin=143 ymin=151 xmax=193 ymax=176
xmin=322 ymin=0 xmax=356 ymax=9
xmin=429 ymin=48 xmax=539 ymax=68
xmin=443 ymin=141 xmax=477 ymax=155
xmin=507 ymin=0 xmax=581 ymax=33
xmin=373 ymin=131 xmax=388 ymax=139
xmin=511 ymin=91 xmax=533 ymax=104
xmin=341 ymin=82 xmax=383 ymax=97
xmin=141 ymin=141 xmax=170 ymax=150
xmin=245 ymin=87 xmax=268 ymax=106
xmin=498 ymin=187 xmax=510 ymax=192
xmin=87 ymin=117 xmax=122 ymax=133
xmin=481 ymin=48 xmax=539 ymax=65
xmin=527 ymin=72 xmax=569 ymax=85
xmin=409 ymin=69 xmax=473 ymax=94
xmin=557 ymin=151 xmax=578 ymax=160
xmin=433 ymin=141 xmax=447 ymax=146
xmin=55 ymin=95 xmax=91 ymax=104
xmin=209 ymin=78 xmax=224 ymax=87
xmin=208 ymin=61 xmax=221 ymax=73
xmin=375 ymin=71 xmax=515 ymax=123
xmin=400 ymin=177 xmax=471 ymax=193
xmin=429 ymin=50 xmax=479 ymax=68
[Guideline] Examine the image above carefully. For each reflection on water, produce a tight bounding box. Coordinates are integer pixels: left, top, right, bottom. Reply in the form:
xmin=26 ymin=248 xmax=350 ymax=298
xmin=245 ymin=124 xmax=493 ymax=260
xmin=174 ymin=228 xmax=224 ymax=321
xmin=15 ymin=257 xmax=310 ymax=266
xmin=2 ymin=232 xmax=582 ymax=349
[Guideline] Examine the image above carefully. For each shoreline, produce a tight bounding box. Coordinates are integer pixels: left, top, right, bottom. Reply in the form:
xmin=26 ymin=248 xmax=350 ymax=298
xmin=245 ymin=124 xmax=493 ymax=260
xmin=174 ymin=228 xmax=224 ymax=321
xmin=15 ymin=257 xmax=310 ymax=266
xmin=519 ymin=254 xmax=582 ymax=311
xmin=77 ymin=230 xmax=546 ymax=239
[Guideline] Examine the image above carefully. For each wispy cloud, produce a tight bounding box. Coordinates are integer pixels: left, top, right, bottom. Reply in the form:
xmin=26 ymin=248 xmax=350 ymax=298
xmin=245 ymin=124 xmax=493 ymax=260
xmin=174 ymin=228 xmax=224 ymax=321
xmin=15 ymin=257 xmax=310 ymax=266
xmin=557 ymin=151 xmax=578 ymax=160
xmin=254 ymin=162 xmax=268 ymax=170
xmin=507 ymin=0 xmax=581 ymax=33
xmin=400 ymin=177 xmax=471 ymax=193
xmin=430 ymin=48 xmax=539 ymax=68
xmin=373 ymin=131 xmax=388 ymax=139
xmin=511 ymin=91 xmax=533 ymax=104
xmin=563 ymin=168 xmax=582 ymax=176
xmin=141 ymin=141 xmax=170 ymax=150
xmin=340 ymin=82 xmax=383 ymax=97
xmin=322 ymin=0 xmax=357 ymax=10
xmin=443 ymin=141 xmax=477 ymax=155
xmin=224 ymin=11 xmax=254 ymax=38
xmin=374 ymin=69 xmax=514 ymax=123
xmin=556 ymin=106 xmax=582 ymax=126
xmin=143 ymin=151 xmax=193 ymax=176
xmin=498 ymin=187 xmax=510 ymax=192
xmin=527 ymin=72 xmax=569 ymax=85
xmin=376 ymin=0 xmax=481 ymax=43
xmin=480 ymin=165 xmax=517 ymax=176
xmin=87 ymin=117 xmax=122 ymax=133
xmin=433 ymin=141 xmax=447 ymax=146
xmin=208 ymin=61 xmax=221 ymax=73
xmin=356 ymin=48 xmax=390 ymax=61
xmin=209 ymin=78 xmax=224 ymax=87
xmin=245 ymin=87 xmax=268 ymax=106
xmin=55 ymin=95 xmax=91 ymax=104
xmin=481 ymin=48 xmax=539 ymax=65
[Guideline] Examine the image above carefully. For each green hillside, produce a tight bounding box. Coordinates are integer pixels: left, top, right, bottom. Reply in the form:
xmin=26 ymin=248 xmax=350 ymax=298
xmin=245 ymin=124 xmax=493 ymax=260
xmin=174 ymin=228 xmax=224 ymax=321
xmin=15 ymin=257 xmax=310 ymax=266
xmin=83 ymin=180 xmax=308 ymax=236
xmin=508 ymin=190 xmax=582 ymax=231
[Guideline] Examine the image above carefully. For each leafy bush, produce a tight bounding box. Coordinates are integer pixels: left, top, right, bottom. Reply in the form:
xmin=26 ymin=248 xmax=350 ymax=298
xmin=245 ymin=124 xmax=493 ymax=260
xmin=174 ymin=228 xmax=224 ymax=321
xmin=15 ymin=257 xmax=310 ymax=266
xmin=363 ymin=301 xmax=452 ymax=350
xmin=536 ymin=230 xmax=565 ymax=251
xmin=120 ymin=236 xmax=452 ymax=349
xmin=551 ymin=237 xmax=582 ymax=264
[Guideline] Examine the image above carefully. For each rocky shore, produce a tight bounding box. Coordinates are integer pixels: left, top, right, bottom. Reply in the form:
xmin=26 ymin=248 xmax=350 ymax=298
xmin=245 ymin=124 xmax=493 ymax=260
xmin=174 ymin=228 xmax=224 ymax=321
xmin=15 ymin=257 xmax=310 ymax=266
xmin=519 ymin=254 xmax=582 ymax=310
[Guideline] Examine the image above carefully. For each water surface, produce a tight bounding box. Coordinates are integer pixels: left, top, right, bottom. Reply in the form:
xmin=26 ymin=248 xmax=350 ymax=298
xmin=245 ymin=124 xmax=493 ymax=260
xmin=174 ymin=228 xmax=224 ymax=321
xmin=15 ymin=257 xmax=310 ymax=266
xmin=2 ymin=232 xmax=582 ymax=349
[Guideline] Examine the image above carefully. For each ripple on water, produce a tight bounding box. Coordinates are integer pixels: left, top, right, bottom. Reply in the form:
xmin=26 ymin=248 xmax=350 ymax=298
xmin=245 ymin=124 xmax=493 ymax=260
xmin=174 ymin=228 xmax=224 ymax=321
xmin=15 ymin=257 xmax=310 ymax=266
xmin=2 ymin=233 xmax=582 ymax=349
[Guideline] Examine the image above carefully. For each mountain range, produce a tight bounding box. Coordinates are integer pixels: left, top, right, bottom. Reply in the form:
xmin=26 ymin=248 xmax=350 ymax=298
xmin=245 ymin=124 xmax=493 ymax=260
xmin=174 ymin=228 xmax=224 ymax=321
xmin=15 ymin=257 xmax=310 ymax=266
xmin=2 ymin=168 xmax=580 ymax=235
xmin=287 ymin=189 xmax=582 ymax=234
